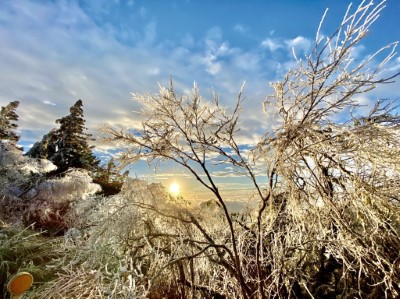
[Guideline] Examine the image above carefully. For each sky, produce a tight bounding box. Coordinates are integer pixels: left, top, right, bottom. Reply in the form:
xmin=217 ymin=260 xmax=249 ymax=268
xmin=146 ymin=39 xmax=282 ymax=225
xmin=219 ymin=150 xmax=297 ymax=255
xmin=1 ymin=0 xmax=399 ymax=203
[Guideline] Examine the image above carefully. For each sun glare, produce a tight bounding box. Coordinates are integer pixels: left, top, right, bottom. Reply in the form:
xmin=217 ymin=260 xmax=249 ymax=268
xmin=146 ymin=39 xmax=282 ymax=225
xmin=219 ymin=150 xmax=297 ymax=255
xmin=169 ymin=182 xmax=180 ymax=195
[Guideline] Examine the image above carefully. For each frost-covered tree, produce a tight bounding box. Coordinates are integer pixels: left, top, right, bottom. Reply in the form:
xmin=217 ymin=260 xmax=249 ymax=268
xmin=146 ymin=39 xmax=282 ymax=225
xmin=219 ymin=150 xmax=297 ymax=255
xmin=93 ymin=158 xmax=124 ymax=196
xmin=53 ymin=99 xmax=100 ymax=172
xmin=27 ymin=129 xmax=58 ymax=159
xmin=27 ymin=100 xmax=100 ymax=173
xmin=101 ymin=1 xmax=400 ymax=298
xmin=0 ymin=101 xmax=20 ymax=143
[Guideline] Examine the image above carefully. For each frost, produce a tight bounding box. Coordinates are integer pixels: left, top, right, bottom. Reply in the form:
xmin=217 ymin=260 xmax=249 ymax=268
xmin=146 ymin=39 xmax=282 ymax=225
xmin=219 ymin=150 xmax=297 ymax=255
xmin=25 ymin=169 xmax=101 ymax=203
xmin=20 ymin=158 xmax=57 ymax=174
xmin=1 ymin=141 xmax=100 ymax=202
xmin=0 ymin=141 xmax=57 ymax=175
xmin=0 ymin=141 xmax=57 ymax=196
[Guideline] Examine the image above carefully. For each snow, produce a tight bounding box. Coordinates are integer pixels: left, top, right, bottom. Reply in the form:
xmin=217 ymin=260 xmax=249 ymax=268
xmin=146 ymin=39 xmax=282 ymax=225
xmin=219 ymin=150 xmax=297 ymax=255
xmin=1 ymin=141 xmax=57 ymax=196
xmin=25 ymin=169 xmax=101 ymax=202
xmin=0 ymin=141 xmax=57 ymax=175
xmin=1 ymin=141 xmax=100 ymax=202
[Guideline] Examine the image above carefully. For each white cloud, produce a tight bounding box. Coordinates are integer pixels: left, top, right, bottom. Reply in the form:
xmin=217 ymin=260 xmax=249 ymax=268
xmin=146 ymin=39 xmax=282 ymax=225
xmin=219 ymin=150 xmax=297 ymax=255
xmin=233 ymin=52 xmax=261 ymax=71
xmin=349 ymin=95 xmax=374 ymax=117
xmin=217 ymin=42 xmax=230 ymax=55
xmin=260 ymin=35 xmax=313 ymax=57
xmin=201 ymin=44 xmax=222 ymax=75
xmin=212 ymin=169 xmax=243 ymax=177
xmin=233 ymin=24 xmax=247 ymax=33
xmin=260 ymin=38 xmax=283 ymax=52
xmin=354 ymin=95 xmax=372 ymax=106
xmin=285 ymin=36 xmax=312 ymax=54
xmin=201 ymin=31 xmax=229 ymax=75
xmin=42 ymin=100 xmax=56 ymax=106
xmin=204 ymin=58 xmax=222 ymax=75
xmin=349 ymin=44 xmax=365 ymax=59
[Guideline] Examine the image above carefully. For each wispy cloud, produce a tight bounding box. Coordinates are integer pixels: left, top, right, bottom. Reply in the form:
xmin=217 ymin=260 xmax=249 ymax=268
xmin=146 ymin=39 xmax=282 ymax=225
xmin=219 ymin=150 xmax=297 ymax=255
xmin=261 ymin=35 xmax=313 ymax=55
xmin=285 ymin=36 xmax=312 ymax=55
xmin=233 ymin=24 xmax=247 ymax=34
xmin=260 ymin=38 xmax=283 ymax=52
xmin=42 ymin=100 xmax=57 ymax=106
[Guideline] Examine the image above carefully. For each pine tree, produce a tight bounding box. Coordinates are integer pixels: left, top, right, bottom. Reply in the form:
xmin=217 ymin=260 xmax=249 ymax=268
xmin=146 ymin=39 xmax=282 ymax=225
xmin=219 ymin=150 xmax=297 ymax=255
xmin=27 ymin=100 xmax=100 ymax=173
xmin=0 ymin=101 xmax=20 ymax=143
xmin=27 ymin=129 xmax=58 ymax=159
xmin=53 ymin=99 xmax=100 ymax=172
xmin=93 ymin=158 xmax=124 ymax=195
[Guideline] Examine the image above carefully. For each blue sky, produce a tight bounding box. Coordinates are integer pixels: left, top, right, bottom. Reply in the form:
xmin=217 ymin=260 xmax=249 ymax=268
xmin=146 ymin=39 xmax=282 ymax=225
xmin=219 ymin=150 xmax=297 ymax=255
xmin=1 ymin=0 xmax=399 ymax=201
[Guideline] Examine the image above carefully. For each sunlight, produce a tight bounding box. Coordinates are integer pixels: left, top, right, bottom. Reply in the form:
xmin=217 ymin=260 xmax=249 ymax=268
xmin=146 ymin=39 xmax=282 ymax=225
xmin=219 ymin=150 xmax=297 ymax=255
xmin=169 ymin=182 xmax=180 ymax=195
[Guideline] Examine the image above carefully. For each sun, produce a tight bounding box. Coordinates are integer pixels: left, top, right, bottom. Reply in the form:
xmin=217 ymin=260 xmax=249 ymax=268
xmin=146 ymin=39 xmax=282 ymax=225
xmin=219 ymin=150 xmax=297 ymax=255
xmin=169 ymin=182 xmax=180 ymax=195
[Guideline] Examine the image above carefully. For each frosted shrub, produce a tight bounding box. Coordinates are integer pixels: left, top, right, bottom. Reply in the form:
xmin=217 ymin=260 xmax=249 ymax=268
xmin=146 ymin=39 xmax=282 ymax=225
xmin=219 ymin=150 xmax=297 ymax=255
xmin=1 ymin=139 xmax=102 ymax=231
xmin=31 ymin=179 xmax=173 ymax=298
xmin=22 ymin=169 xmax=101 ymax=235
xmin=33 ymin=179 xmax=239 ymax=298
xmin=0 ymin=141 xmax=56 ymax=197
xmin=0 ymin=141 xmax=57 ymax=224
xmin=24 ymin=168 xmax=101 ymax=203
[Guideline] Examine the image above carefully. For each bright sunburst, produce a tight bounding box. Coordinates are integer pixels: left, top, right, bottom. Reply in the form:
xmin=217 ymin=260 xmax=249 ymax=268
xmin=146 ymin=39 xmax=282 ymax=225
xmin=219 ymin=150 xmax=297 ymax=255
xmin=169 ymin=182 xmax=180 ymax=195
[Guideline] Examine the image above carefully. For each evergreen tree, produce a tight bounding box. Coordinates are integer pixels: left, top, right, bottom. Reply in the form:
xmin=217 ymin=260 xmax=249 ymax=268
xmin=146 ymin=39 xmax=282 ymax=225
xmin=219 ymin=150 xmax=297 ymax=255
xmin=53 ymin=99 xmax=100 ymax=172
xmin=93 ymin=158 xmax=125 ymax=196
xmin=27 ymin=129 xmax=58 ymax=159
xmin=27 ymin=100 xmax=100 ymax=173
xmin=0 ymin=101 xmax=20 ymax=143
